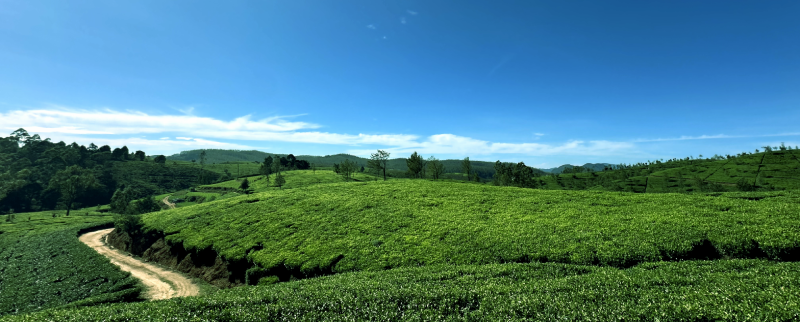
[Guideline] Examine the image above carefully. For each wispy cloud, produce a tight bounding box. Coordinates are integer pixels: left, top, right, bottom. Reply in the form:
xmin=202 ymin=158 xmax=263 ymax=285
xmin=367 ymin=24 xmax=376 ymax=30
xmin=0 ymin=107 xmax=636 ymax=158
xmin=634 ymin=132 xmax=800 ymax=143
xmin=0 ymin=108 xmax=320 ymax=136
xmin=400 ymin=17 xmax=407 ymax=24
xmin=407 ymin=10 xmax=418 ymax=15
xmin=348 ymin=134 xmax=634 ymax=157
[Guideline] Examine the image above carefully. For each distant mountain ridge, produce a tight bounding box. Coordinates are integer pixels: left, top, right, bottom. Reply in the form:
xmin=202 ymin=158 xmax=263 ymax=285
xmin=166 ymin=149 xmax=546 ymax=178
xmin=541 ymin=163 xmax=614 ymax=174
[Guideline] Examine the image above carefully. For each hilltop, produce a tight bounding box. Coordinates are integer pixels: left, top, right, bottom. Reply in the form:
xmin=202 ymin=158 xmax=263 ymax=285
xmin=538 ymin=148 xmax=800 ymax=192
xmin=540 ymin=163 xmax=614 ymax=174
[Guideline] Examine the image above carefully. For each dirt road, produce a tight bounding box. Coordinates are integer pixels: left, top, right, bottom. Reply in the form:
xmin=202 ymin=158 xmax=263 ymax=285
xmin=162 ymin=196 xmax=176 ymax=209
xmin=79 ymin=228 xmax=199 ymax=300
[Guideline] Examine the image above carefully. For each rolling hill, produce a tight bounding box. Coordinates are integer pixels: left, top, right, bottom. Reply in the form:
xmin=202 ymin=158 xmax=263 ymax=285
xmin=540 ymin=148 xmax=800 ymax=193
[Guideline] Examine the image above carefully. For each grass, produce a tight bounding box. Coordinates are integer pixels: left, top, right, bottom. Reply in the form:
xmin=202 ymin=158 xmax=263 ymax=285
xmin=0 ymin=210 xmax=140 ymax=317
xmin=142 ymin=181 xmax=800 ymax=282
xmin=7 ymin=259 xmax=800 ymax=321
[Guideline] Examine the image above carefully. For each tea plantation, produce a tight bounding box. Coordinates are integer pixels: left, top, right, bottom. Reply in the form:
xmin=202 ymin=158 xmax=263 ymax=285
xmin=6 ymin=260 xmax=799 ymax=321
xmin=0 ymin=211 xmax=141 ymax=317
xmin=6 ymin=172 xmax=800 ymax=320
xmin=141 ymin=181 xmax=800 ymax=279
xmin=542 ymin=149 xmax=800 ymax=192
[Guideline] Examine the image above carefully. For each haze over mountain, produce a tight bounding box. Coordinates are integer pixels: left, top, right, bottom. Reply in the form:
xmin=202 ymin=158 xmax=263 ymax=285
xmin=0 ymin=1 xmax=798 ymax=168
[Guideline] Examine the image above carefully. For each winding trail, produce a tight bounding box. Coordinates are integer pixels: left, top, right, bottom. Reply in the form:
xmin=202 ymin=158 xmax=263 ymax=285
xmin=79 ymin=228 xmax=199 ymax=300
xmin=162 ymin=195 xmax=176 ymax=209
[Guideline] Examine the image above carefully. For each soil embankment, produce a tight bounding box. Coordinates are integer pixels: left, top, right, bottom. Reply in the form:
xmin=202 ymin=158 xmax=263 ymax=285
xmin=79 ymin=228 xmax=199 ymax=300
xmin=107 ymin=228 xmax=246 ymax=288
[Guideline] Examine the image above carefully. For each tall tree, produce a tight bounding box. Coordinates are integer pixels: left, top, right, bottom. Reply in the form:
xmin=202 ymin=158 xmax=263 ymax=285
xmin=286 ymin=154 xmax=297 ymax=169
xmin=199 ymin=150 xmax=207 ymax=168
xmin=48 ymin=165 xmax=100 ymax=216
xmin=153 ymin=155 xmax=166 ymax=164
xmin=239 ymin=177 xmax=252 ymax=194
xmin=274 ymin=172 xmax=285 ymax=189
xmin=406 ymin=152 xmax=424 ymax=179
xmin=368 ymin=150 xmax=390 ymax=181
xmin=260 ymin=156 xmax=273 ymax=179
xmin=133 ymin=150 xmax=146 ymax=161
xmin=427 ymin=156 xmax=445 ymax=180
xmin=461 ymin=157 xmax=472 ymax=181
xmin=340 ymin=159 xmax=356 ymax=181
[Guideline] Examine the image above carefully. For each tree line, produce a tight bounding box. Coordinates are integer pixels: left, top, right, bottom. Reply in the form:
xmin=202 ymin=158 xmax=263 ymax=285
xmin=0 ymin=129 xmax=215 ymax=215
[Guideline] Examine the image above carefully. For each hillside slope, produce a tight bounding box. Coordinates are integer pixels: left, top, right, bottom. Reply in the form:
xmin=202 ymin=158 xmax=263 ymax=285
xmin=542 ymin=149 xmax=800 ymax=192
xmin=10 ymin=260 xmax=800 ymax=321
xmin=166 ymin=149 xmax=542 ymax=178
xmin=141 ymin=181 xmax=800 ymax=284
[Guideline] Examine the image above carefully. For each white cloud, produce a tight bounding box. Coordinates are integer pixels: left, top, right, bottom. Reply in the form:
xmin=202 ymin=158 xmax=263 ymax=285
xmin=407 ymin=10 xmax=418 ymax=15
xmin=634 ymin=132 xmax=800 ymax=143
xmin=20 ymin=134 xmax=253 ymax=155
xmin=534 ymin=133 xmax=545 ymax=136
xmin=0 ymin=107 xmax=636 ymax=159
xmin=401 ymin=17 xmax=407 ymax=24
xmin=367 ymin=24 xmax=376 ymax=30
xmin=347 ymin=134 xmax=634 ymax=158
xmin=0 ymin=108 xmax=319 ymax=136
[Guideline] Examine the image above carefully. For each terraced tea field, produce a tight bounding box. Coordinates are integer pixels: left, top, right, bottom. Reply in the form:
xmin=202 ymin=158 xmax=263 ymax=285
xmin=7 ymin=260 xmax=800 ymax=321
xmin=141 ymin=181 xmax=800 ymax=278
xmin=5 ymin=169 xmax=800 ymax=320
xmin=0 ymin=211 xmax=140 ymax=316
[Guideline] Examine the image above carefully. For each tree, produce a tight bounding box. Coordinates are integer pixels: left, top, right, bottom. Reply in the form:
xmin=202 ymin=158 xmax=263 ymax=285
xmin=153 ymin=155 xmax=166 ymax=164
xmin=121 ymin=146 xmax=130 ymax=159
xmin=461 ymin=157 xmax=472 ymax=181
xmin=259 ymin=157 xmax=273 ymax=179
xmin=287 ymin=154 xmax=297 ymax=169
xmin=311 ymin=163 xmax=316 ymax=174
xmin=239 ymin=177 xmax=252 ymax=194
xmin=88 ymin=143 xmax=98 ymax=152
xmin=199 ymin=150 xmax=207 ymax=168
xmin=274 ymin=172 xmax=286 ymax=189
xmin=111 ymin=148 xmax=126 ymax=161
xmin=48 ymin=165 xmax=100 ymax=216
xmin=133 ymin=150 xmax=146 ymax=161
xmin=272 ymin=159 xmax=285 ymax=189
xmin=406 ymin=152 xmax=425 ymax=179
xmin=427 ymin=156 xmax=445 ymax=180
xmin=340 ymin=159 xmax=357 ymax=181
xmin=369 ymin=150 xmax=391 ymax=181
xmin=132 ymin=195 xmax=161 ymax=214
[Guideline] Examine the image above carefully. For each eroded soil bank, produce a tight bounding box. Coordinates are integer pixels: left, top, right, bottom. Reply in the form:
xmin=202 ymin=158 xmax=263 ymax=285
xmin=80 ymin=228 xmax=199 ymax=300
xmin=107 ymin=228 xmax=248 ymax=288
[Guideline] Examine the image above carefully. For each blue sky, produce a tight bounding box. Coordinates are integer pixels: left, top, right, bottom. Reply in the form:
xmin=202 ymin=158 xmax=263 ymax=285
xmin=1 ymin=0 xmax=798 ymax=168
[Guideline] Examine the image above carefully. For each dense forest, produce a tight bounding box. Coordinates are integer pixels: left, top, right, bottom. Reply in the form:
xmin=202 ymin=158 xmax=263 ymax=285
xmin=0 ymin=129 xmax=220 ymax=215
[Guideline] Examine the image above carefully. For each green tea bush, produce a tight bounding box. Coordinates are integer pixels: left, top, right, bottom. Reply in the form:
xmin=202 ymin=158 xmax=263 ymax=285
xmin=0 ymin=215 xmax=141 ymax=316
xmin=8 ymin=260 xmax=799 ymax=321
xmin=141 ymin=181 xmax=800 ymax=280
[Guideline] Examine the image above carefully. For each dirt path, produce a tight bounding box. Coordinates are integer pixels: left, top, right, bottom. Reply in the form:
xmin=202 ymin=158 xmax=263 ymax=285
xmin=162 ymin=195 xmax=176 ymax=209
xmin=79 ymin=228 xmax=198 ymax=300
